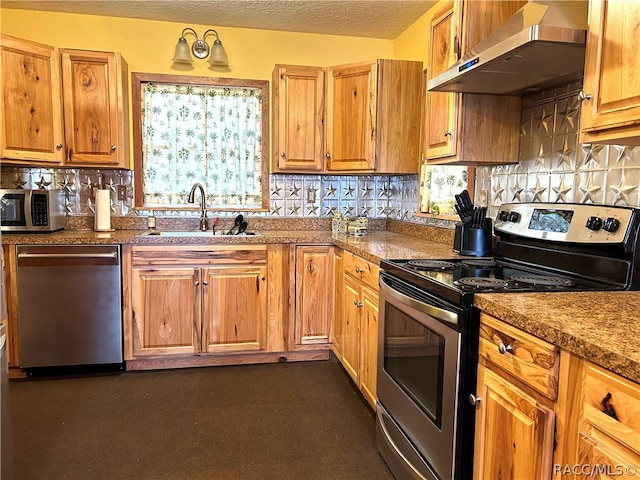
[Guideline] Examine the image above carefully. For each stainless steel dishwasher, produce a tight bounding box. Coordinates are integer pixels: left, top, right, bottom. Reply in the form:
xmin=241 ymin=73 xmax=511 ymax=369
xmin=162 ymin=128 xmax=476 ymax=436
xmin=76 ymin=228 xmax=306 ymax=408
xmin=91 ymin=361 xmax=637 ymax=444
xmin=16 ymin=245 xmax=123 ymax=369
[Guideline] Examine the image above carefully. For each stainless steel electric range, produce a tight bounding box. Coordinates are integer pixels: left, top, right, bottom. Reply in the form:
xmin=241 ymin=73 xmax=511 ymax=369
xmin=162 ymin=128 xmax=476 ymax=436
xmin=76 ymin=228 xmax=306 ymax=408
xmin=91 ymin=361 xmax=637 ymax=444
xmin=376 ymin=203 xmax=640 ymax=480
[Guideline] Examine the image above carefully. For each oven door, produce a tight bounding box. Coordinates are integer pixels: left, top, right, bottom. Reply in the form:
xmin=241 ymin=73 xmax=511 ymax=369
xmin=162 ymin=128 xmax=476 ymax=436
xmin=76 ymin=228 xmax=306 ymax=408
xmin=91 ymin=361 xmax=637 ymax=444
xmin=377 ymin=273 xmax=466 ymax=480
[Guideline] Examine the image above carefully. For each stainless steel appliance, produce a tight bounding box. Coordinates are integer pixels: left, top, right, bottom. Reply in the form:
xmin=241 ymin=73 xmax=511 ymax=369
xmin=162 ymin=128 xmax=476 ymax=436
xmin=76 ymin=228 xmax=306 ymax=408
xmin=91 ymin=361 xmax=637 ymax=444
xmin=0 ymin=189 xmax=66 ymax=232
xmin=377 ymin=203 xmax=640 ymax=480
xmin=16 ymin=245 xmax=123 ymax=370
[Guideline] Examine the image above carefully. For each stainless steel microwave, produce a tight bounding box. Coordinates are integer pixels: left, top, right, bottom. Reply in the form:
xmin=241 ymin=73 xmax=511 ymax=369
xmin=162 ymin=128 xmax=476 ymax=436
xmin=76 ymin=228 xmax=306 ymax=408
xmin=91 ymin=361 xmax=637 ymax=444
xmin=0 ymin=189 xmax=66 ymax=232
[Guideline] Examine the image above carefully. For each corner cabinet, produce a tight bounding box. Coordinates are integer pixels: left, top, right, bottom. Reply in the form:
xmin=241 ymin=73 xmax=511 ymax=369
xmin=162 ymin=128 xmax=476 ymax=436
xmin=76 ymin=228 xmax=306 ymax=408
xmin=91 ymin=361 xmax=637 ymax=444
xmin=272 ymin=59 xmax=422 ymax=174
xmin=422 ymin=0 xmax=522 ymax=164
xmin=333 ymin=249 xmax=380 ymax=408
xmin=0 ymin=34 xmax=130 ymax=168
xmin=291 ymin=245 xmax=334 ymax=351
xmin=127 ymin=245 xmax=268 ymax=367
xmin=579 ymin=0 xmax=640 ymax=145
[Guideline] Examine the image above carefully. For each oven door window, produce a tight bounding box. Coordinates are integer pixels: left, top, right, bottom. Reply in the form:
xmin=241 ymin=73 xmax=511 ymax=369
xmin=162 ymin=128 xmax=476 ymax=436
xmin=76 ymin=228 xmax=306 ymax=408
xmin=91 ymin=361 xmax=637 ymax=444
xmin=383 ymin=303 xmax=445 ymax=427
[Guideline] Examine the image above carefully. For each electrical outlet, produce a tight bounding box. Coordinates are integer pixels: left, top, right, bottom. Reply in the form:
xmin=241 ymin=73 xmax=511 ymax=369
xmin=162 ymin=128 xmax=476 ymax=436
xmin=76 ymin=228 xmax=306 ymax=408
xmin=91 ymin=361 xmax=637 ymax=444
xmin=117 ymin=185 xmax=127 ymax=201
xmin=306 ymin=188 xmax=316 ymax=203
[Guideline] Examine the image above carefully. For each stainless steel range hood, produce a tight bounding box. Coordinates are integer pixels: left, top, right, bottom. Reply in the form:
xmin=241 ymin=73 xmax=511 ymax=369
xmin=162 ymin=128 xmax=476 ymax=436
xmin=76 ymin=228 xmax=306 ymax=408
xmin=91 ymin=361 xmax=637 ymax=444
xmin=428 ymin=1 xmax=588 ymax=96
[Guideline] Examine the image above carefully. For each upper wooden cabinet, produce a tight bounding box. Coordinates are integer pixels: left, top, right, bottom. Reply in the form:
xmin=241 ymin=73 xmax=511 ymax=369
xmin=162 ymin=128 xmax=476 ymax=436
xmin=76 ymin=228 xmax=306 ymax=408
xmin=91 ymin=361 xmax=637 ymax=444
xmin=0 ymin=34 xmax=130 ymax=168
xmin=580 ymin=0 xmax=640 ymax=145
xmin=60 ymin=49 xmax=129 ymax=167
xmin=1 ymin=34 xmax=64 ymax=165
xmin=273 ymin=59 xmax=423 ymax=174
xmin=272 ymin=65 xmax=325 ymax=172
xmin=422 ymin=0 xmax=522 ymax=165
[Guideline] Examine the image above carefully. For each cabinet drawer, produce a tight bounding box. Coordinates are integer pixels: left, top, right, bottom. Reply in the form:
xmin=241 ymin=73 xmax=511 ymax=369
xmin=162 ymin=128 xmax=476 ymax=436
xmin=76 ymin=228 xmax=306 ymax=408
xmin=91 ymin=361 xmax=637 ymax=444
xmin=578 ymin=430 xmax=640 ymax=479
xmin=479 ymin=313 xmax=560 ymax=400
xmin=582 ymin=362 xmax=640 ymax=456
xmin=132 ymin=245 xmax=267 ymax=266
xmin=343 ymin=252 xmax=379 ymax=290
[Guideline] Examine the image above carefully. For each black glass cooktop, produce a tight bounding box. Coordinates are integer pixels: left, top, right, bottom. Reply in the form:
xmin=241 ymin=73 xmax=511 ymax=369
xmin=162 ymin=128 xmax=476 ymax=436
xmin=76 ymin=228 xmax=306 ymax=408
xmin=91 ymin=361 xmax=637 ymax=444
xmin=381 ymin=257 xmax=623 ymax=306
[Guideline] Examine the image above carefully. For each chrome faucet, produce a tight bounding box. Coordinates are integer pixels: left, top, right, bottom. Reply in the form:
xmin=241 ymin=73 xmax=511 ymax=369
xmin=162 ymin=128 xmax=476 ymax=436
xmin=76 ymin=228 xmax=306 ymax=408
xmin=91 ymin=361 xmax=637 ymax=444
xmin=187 ymin=182 xmax=208 ymax=231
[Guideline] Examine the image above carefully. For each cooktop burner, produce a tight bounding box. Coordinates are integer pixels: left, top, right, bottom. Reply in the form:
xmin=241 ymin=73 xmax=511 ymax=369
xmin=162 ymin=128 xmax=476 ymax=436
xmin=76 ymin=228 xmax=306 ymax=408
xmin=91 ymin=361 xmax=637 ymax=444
xmin=407 ymin=260 xmax=456 ymax=271
xmin=455 ymin=277 xmax=509 ymax=289
xmin=460 ymin=259 xmax=498 ymax=269
xmin=509 ymin=275 xmax=574 ymax=287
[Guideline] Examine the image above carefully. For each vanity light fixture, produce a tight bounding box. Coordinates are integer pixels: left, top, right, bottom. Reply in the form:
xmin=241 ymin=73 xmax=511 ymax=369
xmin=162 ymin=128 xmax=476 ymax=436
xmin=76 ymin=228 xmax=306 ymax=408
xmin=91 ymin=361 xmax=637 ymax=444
xmin=172 ymin=27 xmax=229 ymax=67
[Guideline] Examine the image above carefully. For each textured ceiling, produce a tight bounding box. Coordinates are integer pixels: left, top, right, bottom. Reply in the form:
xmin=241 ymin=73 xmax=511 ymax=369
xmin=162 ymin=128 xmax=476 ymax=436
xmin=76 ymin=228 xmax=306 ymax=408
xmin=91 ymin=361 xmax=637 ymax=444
xmin=1 ymin=0 xmax=438 ymax=39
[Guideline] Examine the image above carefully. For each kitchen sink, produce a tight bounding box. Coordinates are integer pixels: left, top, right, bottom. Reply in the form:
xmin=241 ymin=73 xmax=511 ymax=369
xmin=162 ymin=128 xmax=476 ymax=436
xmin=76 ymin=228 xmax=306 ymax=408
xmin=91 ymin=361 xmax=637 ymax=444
xmin=142 ymin=230 xmax=262 ymax=237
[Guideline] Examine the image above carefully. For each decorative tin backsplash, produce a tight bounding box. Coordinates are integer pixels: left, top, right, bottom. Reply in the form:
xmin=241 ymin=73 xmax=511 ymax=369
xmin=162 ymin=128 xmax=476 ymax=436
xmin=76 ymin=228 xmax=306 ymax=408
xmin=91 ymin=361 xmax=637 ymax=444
xmin=0 ymin=167 xmax=424 ymax=222
xmin=476 ymin=82 xmax=640 ymax=218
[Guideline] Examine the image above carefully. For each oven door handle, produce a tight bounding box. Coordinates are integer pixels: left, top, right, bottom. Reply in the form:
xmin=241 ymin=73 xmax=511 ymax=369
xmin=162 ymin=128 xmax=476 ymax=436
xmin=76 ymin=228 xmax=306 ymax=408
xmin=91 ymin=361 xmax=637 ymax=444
xmin=380 ymin=275 xmax=458 ymax=327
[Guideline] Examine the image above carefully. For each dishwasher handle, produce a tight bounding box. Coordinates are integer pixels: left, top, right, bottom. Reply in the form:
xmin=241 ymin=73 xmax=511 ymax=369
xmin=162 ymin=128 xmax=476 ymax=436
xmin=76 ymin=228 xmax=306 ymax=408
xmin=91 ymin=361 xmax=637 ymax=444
xmin=16 ymin=246 xmax=120 ymax=267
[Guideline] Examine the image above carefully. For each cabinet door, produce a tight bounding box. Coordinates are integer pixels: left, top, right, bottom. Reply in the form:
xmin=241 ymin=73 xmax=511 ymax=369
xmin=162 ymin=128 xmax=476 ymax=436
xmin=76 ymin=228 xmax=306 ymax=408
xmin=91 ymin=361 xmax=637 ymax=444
xmin=473 ymin=365 xmax=555 ymax=480
xmin=423 ymin=1 xmax=460 ymax=160
xmin=341 ymin=273 xmax=361 ymax=383
xmin=202 ymin=265 xmax=267 ymax=354
xmin=272 ymin=65 xmax=325 ymax=172
xmin=0 ymin=34 xmax=64 ymax=164
xmin=326 ymin=62 xmax=376 ymax=172
xmin=131 ymin=267 xmax=201 ymax=356
xmin=580 ymin=0 xmax=640 ymax=144
xmin=293 ymin=245 xmax=333 ymax=348
xmin=60 ymin=49 xmax=129 ymax=167
xmin=331 ymin=249 xmax=344 ymax=358
xmin=461 ymin=0 xmax=527 ymax=53
xmin=359 ymin=284 xmax=379 ymax=409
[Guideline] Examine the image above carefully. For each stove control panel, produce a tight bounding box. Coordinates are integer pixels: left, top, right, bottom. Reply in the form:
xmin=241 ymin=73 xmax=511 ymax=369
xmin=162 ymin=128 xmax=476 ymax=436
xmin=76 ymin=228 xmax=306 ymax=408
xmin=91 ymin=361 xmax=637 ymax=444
xmin=494 ymin=203 xmax=634 ymax=243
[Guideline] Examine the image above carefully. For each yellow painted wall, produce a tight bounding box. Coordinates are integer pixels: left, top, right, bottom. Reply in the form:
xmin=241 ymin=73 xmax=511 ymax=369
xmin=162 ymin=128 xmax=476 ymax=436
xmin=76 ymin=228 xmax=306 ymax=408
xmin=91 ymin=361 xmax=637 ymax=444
xmin=392 ymin=5 xmax=433 ymax=65
xmin=0 ymin=8 xmax=396 ymax=79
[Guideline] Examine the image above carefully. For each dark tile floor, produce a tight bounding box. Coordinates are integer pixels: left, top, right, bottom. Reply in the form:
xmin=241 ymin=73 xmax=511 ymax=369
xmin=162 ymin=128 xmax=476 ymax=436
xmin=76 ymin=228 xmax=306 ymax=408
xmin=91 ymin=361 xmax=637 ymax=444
xmin=8 ymin=359 xmax=394 ymax=480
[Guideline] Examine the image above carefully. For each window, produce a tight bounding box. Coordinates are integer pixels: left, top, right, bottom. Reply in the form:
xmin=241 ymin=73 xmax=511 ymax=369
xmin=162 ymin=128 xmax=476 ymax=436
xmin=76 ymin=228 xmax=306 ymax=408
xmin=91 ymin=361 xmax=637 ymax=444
xmin=132 ymin=73 xmax=269 ymax=211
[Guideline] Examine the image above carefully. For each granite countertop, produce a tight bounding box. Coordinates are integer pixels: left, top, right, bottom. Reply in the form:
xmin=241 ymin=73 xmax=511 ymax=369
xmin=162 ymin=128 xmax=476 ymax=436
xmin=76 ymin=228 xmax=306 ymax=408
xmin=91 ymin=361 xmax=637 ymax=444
xmin=475 ymin=292 xmax=640 ymax=384
xmin=1 ymin=229 xmax=462 ymax=261
xmin=4 ymin=226 xmax=639 ymax=383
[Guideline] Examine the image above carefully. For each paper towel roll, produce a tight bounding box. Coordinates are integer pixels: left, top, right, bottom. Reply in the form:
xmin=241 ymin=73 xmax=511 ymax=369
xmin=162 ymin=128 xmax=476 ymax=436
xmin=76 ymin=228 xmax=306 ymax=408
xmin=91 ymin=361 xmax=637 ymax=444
xmin=94 ymin=189 xmax=112 ymax=231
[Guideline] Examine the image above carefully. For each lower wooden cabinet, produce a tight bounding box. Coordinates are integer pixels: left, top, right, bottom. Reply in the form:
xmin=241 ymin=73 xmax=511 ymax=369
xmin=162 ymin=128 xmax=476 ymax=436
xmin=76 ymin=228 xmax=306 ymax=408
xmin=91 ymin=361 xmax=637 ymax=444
xmin=292 ymin=245 xmax=333 ymax=350
xmin=127 ymin=245 xmax=268 ymax=365
xmin=473 ymin=313 xmax=559 ymax=480
xmin=333 ymin=249 xmax=380 ymax=408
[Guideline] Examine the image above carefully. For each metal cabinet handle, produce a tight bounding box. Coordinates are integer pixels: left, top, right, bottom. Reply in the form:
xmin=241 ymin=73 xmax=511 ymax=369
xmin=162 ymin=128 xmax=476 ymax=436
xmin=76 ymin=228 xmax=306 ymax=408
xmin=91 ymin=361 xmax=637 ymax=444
xmin=56 ymin=143 xmax=63 ymax=150
xmin=355 ymin=267 xmax=364 ymax=274
xmin=195 ymin=281 xmax=200 ymax=286
xmin=444 ymin=130 xmax=452 ymax=137
xmin=353 ymin=300 xmax=363 ymax=308
xmin=202 ymin=281 xmax=208 ymax=286
xmin=325 ymin=153 xmax=331 ymax=159
xmin=498 ymin=342 xmax=513 ymax=355
xmin=469 ymin=394 xmax=481 ymax=406
xmin=578 ymin=90 xmax=592 ymax=102
xmin=110 ymin=145 xmax=117 ymax=152
xmin=280 ymin=152 xmax=286 ymax=158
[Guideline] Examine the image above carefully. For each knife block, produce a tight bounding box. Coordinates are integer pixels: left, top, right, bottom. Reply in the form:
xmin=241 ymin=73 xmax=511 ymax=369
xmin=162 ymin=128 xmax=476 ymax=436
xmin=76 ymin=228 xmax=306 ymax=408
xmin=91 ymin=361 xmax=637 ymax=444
xmin=453 ymin=219 xmax=493 ymax=256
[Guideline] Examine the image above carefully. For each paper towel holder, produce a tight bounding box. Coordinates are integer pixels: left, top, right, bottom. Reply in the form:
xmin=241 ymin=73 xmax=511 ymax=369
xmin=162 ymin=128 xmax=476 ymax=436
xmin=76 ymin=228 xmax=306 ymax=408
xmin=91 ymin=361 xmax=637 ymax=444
xmin=94 ymin=188 xmax=114 ymax=232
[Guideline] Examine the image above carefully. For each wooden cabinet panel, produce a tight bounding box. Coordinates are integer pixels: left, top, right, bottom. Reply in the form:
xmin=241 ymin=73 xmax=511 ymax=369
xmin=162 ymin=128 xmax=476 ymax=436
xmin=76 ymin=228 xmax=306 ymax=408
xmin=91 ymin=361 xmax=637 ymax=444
xmin=326 ymin=62 xmax=376 ymax=172
xmin=474 ymin=365 xmax=555 ymax=480
xmin=60 ymin=49 xmax=129 ymax=167
xmin=341 ymin=273 xmax=361 ymax=383
xmin=331 ymin=248 xmax=344 ymax=358
xmin=422 ymin=0 xmax=521 ymax=165
xmin=343 ymin=251 xmax=380 ymax=290
xmin=582 ymin=363 xmax=640 ymax=455
xmin=479 ymin=312 xmax=560 ymax=400
xmin=203 ymin=265 xmax=267 ymax=353
xmin=131 ymin=267 xmax=200 ymax=356
xmin=359 ymin=284 xmax=379 ymax=408
xmin=272 ymin=65 xmax=325 ymax=172
xmin=578 ymin=430 xmax=640 ymax=479
xmin=580 ymin=0 xmax=640 ymax=145
xmin=0 ymin=34 xmax=64 ymax=165
xmin=293 ymin=245 xmax=333 ymax=348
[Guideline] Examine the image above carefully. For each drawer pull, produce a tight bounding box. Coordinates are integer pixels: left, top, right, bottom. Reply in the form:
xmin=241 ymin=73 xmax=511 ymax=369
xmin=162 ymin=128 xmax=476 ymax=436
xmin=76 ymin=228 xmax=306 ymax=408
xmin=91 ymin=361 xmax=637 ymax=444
xmin=355 ymin=267 xmax=364 ymax=274
xmin=469 ymin=394 xmax=481 ymax=406
xmin=601 ymin=392 xmax=619 ymax=420
xmin=498 ymin=342 xmax=513 ymax=355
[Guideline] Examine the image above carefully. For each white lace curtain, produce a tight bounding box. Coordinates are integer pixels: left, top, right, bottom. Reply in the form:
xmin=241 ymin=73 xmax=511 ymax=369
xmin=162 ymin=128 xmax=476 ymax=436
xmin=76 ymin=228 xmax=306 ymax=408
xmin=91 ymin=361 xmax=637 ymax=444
xmin=141 ymin=83 xmax=263 ymax=208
